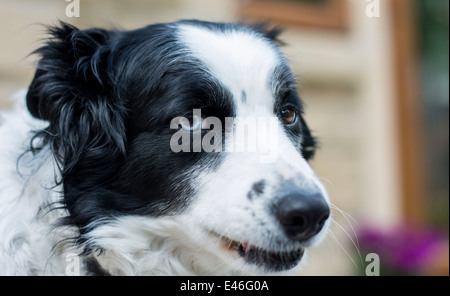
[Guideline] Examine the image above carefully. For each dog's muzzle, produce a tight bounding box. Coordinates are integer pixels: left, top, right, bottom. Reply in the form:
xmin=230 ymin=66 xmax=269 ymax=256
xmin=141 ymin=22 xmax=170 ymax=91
xmin=216 ymin=185 xmax=331 ymax=272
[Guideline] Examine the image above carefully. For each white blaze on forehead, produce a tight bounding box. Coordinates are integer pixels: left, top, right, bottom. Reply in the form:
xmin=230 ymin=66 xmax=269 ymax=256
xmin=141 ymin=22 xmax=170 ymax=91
xmin=177 ymin=24 xmax=281 ymax=112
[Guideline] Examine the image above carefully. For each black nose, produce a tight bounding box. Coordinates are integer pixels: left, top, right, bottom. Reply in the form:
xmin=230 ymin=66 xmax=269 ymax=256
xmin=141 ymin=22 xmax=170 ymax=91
xmin=275 ymin=188 xmax=330 ymax=242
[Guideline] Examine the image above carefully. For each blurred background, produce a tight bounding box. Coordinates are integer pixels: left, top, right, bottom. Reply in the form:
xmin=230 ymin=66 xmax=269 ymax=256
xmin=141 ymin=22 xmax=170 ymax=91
xmin=0 ymin=0 xmax=448 ymax=275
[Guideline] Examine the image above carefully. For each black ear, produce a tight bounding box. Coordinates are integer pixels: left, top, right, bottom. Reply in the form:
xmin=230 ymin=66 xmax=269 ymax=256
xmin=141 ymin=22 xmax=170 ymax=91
xmin=27 ymin=68 xmax=48 ymax=119
xmin=248 ymin=22 xmax=285 ymax=46
xmin=26 ymin=22 xmax=128 ymax=233
xmin=27 ymin=22 xmax=117 ymax=120
xmin=299 ymin=115 xmax=317 ymax=160
xmin=27 ymin=21 xmax=126 ymax=172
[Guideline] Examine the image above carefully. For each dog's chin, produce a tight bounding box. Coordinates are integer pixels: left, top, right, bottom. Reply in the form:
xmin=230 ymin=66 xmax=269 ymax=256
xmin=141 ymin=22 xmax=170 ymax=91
xmin=208 ymin=232 xmax=305 ymax=273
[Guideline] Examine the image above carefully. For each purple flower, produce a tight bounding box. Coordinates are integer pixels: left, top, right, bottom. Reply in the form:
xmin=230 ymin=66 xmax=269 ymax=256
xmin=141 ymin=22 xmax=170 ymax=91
xmin=357 ymin=224 xmax=447 ymax=274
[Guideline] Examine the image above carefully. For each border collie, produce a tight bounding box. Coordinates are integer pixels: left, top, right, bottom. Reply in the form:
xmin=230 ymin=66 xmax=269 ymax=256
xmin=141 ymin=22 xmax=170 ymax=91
xmin=0 ymin=20 xmax=330 ymax=275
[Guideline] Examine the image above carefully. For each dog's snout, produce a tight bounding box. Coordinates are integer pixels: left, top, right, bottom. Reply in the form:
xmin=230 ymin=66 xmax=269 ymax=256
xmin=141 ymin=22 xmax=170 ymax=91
xmin=275 ymin=188 xmax=330 ymax=242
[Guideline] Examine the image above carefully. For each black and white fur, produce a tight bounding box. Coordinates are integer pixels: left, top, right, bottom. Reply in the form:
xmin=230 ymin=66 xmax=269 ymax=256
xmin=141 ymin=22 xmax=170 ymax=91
xmin=0 ymin=20 xmax=330 ymax=275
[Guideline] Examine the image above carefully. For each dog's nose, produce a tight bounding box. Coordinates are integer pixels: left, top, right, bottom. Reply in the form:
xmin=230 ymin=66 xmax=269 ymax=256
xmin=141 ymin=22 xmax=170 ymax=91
xmin=275 ymin=188 xmax=330 ymax=242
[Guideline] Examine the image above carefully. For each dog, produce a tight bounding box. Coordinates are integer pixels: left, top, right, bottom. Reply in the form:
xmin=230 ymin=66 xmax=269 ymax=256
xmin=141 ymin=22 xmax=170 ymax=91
xmin=0 ymin=20 xmax=330 ymax=275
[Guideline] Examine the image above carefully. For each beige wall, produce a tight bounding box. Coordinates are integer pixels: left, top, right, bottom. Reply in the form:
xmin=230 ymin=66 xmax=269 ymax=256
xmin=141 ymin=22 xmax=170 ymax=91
xmin=0 ymin=0 xmax=404 ymax=275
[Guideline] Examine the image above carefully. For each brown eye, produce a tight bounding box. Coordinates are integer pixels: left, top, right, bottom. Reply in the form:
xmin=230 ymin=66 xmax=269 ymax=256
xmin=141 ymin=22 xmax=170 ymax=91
xmin=280 ymin=107 xmax=297 ymax=125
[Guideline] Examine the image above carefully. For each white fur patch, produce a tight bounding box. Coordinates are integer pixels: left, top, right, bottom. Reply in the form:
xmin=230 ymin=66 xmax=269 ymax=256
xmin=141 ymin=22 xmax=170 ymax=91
xmin=0 ymin=90 xmax=79 ymax=275
xmin=178 ymin=23 xmax=281 ymax=114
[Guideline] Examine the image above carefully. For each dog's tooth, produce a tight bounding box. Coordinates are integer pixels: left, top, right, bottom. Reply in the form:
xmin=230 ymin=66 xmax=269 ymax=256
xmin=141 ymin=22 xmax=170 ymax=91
xmin=241 ymin=242 xmax=253 ymax=252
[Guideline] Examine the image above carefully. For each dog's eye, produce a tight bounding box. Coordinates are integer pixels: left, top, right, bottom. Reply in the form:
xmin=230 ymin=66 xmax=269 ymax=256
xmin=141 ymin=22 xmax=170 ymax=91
xmin=181 ymin=114 xmax=203 ymax=131
xmin=280 ymin=107 xmax=297 ymax=125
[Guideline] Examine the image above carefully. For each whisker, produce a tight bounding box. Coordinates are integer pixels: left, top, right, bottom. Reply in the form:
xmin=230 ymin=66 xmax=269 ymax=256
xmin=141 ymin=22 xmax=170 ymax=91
xmin=318 ymin=176 xmax=334 ymax=190
xmin=328 ymin=230 xmax=359 ymax=269
xmin=329 ymin=203 xmax=361 ymax=249
xmin=331 ymin=218 xmax=364 ymax=269
xmin=330 ymin=202 xmax=359 ymax=227
xmin=328 ymin=202 xmax=365 ymax=269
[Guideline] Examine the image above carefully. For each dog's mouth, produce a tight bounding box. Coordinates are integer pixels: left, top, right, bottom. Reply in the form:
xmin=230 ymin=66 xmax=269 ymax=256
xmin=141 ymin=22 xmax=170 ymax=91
xmin=217 ymin=235 xmax=304 ymax=272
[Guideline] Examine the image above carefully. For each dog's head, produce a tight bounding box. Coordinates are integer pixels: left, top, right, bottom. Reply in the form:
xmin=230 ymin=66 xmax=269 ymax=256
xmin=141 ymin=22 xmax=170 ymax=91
xmin=27 ymin=20 xmax=330 ymax=275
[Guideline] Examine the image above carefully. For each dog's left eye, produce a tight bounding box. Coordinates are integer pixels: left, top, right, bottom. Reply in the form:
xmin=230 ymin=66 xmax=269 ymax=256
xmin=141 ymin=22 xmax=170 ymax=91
xmin=180 ymin=114 xmax=202 ymax=131
xmin=180 ymin=113 xmax=209 ymax=131
xmin=280 ymin=107 xmax=298 ymax=125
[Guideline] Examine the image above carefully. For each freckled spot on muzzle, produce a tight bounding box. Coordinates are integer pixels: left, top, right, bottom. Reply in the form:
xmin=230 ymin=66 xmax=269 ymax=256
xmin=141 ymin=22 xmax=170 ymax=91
xmin=247 ymin=180 xmax=266 ymax=200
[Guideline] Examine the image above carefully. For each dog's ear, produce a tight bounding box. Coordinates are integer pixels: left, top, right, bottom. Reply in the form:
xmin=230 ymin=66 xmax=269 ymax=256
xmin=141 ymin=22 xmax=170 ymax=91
xmin=299 ymin=115 xmax=317 ymax=160
xmin=248 ymin=22 xmax=284 ymax=46
xmin=27 ymin=22 xmax=116 ymax=120
xmin=27 ymin=22 xmax=126 ymax=172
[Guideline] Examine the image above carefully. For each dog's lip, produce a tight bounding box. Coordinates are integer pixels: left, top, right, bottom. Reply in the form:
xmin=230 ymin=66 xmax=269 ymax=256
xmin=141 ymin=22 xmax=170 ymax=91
xmin=210 ymin=232 xmax=304 ymax=271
